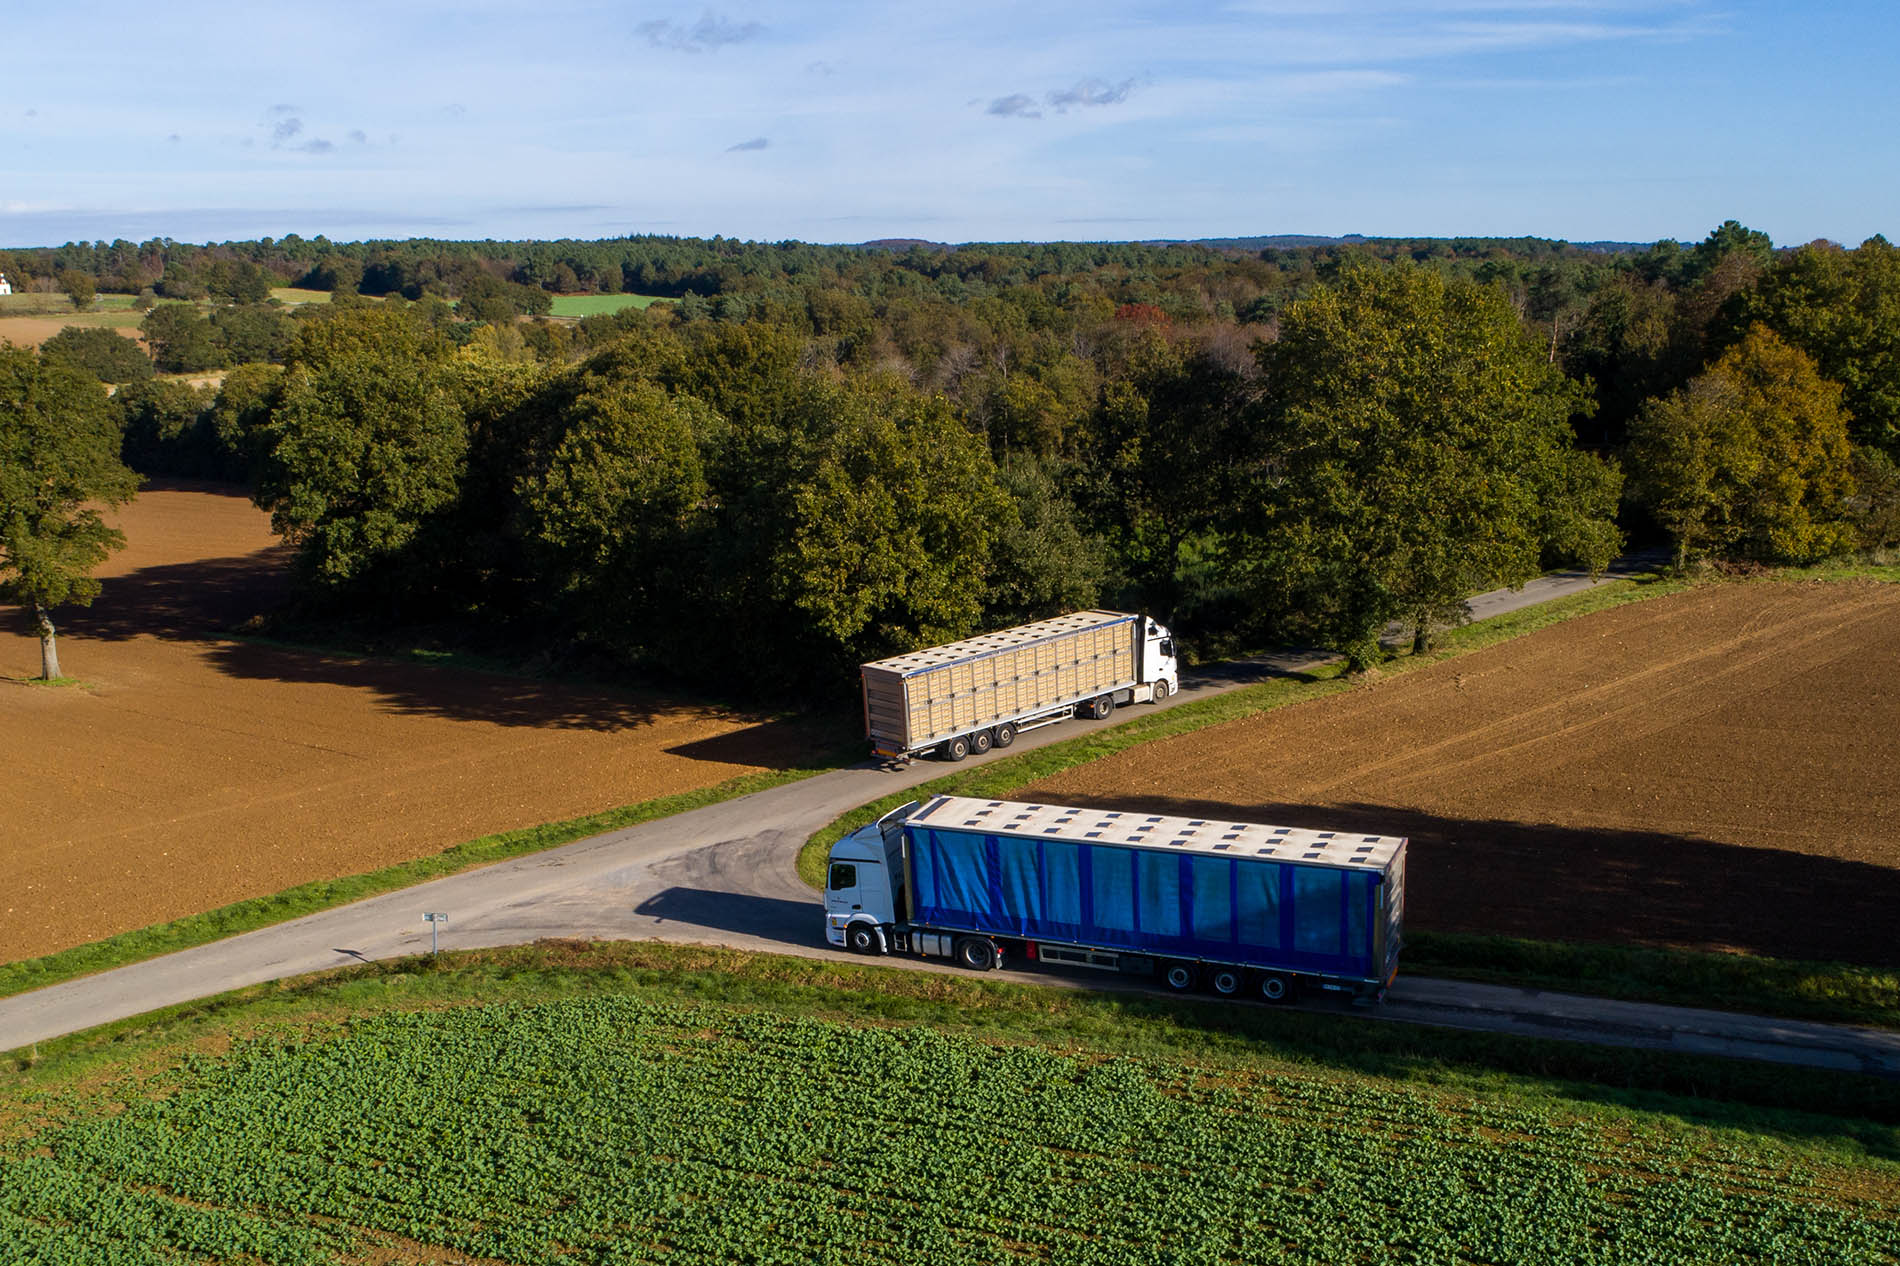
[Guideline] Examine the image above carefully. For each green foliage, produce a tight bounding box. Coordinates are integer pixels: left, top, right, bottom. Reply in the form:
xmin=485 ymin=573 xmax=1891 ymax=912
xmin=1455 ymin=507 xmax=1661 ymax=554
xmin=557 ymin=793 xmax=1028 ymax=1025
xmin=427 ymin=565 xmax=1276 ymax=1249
xmin=37 ymin=325 xmax=153 ymax=383
xmin=139 ymin=301 xmax=223 ymax=373
xmin=254 ymin=309 xmax=468 ymax=593
xmin=1734 ymin=236 xmax=1900 ymax=459
xmin=117 ymin=379 xmax=219 ymax=478
xmin=983 ymin=453 xmax=1110 ymax=625
xmin=0 ymin=345 xmax=140 ymax=674
xmin=57 ymin=268 xmax=95 ymax=310
xmin=1629 ymin=326 xmax=1857 ymax=565
xmin=4 ymin=993 xmax=1894 ymax=1264
xmin=1241 ymin=264 xmax=1618 ymax=667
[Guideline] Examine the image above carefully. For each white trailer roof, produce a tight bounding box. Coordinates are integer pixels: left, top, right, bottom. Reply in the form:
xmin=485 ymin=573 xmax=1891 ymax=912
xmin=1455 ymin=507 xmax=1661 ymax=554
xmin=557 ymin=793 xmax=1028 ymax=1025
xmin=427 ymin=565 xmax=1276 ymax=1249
xmin=909 ymin=795 xmax=1405 ymax=869
xmin=862 ymin=610 xmax=1135 ymax=677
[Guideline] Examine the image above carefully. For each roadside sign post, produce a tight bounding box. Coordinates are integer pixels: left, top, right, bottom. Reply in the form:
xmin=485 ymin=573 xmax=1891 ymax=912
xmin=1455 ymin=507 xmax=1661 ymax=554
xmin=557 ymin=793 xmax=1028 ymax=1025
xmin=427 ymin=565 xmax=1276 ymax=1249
xmin=423 ymin=912 xmax=448 ymax=956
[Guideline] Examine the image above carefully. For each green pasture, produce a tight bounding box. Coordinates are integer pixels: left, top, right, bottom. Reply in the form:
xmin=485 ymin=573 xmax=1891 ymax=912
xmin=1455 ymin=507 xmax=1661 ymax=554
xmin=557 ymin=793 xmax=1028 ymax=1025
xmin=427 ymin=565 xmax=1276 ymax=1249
xmin=267 ymin=287 xmax=331 ymax=305
xmin=548 ymin=292 xmax=671 ymax=317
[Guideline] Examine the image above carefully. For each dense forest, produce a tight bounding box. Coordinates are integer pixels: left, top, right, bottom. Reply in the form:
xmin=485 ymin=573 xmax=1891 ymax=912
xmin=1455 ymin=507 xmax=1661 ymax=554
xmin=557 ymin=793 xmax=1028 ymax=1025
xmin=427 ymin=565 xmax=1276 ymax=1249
xmin=9 ymin=222 xmax=1897 ymax=697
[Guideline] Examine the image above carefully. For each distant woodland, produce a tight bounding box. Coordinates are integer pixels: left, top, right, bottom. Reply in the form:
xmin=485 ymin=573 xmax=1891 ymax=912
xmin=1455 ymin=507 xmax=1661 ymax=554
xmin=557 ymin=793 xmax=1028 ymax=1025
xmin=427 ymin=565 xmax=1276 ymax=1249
xmin=5 ymin=223 xmax=1896 ymax=695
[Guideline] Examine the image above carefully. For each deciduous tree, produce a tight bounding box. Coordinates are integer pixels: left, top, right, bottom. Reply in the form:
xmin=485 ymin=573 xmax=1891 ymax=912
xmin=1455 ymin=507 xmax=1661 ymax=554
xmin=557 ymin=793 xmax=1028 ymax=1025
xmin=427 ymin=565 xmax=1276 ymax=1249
xmin=0 ymin=345 xmax=140 ymax=677
xmin=1628 ymin=326 xmax=1856 ymax=566
xmin=1238 ymin=264 xmax=1619 ymax=670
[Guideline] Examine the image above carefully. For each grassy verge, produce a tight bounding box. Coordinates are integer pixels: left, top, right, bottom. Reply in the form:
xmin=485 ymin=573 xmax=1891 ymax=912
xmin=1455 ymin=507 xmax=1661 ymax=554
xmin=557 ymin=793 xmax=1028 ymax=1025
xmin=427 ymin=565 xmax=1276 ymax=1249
xmin=1405 ymin=932 xmax=1900 ymax=1030
xmin=798 ymin=568 xmax=1900 ymax=1032
xmin=10 ymin=941 xmax=1898 ymax=1157
xmin=0 ymin=758 xmax=850 ymax=1004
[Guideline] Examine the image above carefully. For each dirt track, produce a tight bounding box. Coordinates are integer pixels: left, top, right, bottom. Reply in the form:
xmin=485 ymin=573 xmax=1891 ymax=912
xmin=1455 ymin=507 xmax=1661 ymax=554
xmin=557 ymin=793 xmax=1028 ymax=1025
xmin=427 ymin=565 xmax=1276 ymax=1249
xmin=1030 ymin=581 xmax=1900 ymax=967
xmin=0 ymin=484 xmax=818 ymax=964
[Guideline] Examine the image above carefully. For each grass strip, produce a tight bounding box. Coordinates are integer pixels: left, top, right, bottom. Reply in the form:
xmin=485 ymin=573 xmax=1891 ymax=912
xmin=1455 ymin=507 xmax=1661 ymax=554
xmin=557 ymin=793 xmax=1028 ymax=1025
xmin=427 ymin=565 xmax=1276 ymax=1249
xmin=9 ymin=941 xmax=1897 ymax=1162
xmin=0 ymin=759 xmax=847 ymax=1004
xmin=1405 ymin=931 xmax=1900 ymax=1031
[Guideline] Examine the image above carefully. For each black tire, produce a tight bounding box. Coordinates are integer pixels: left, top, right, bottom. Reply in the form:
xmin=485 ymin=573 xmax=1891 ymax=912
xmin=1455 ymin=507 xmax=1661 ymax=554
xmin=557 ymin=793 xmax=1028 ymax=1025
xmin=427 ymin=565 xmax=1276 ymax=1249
xmin=994 ymin=722 xmax=1017 ymax=748
xmin=1152 ymin=679 xmax=1171 ymax=703
xmin=941 ymin=735 xmax=970 ymax=761
xmin=955 ymin=937 xmax=998 ymax=971
xmin=846 ymin=923 xmax=880 ymax=955
xmin=1089 ymin=694 xmax=1114 ymax=720
xmin=1209 ymin=968 xmax=1241 ymax=996
xmin=1162 ymin=962 xmax=1195 ymax=992
xmin=971 ymin=729 xmax=994 ymax=755
xmin=1257 ymin=973 xmax=1293 ymax=1004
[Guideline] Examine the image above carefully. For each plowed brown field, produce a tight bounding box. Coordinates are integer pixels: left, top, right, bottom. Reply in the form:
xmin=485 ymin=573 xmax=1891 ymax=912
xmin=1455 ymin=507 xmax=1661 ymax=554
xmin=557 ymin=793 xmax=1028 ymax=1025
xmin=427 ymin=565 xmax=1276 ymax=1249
xmin=0 ymin=483 xmax=817 ymax=963
xmin=1030 ymin=581 xmax=1900 ymax=967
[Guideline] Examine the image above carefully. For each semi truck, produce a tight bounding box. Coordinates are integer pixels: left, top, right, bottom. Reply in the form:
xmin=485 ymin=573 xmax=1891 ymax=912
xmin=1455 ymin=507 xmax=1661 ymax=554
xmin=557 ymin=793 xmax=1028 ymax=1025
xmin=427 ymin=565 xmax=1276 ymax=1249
xmin=861 ymin=610 xmax=1178 ymax=763
xmin=824 ymin=794 xmax=1406 ymax=1003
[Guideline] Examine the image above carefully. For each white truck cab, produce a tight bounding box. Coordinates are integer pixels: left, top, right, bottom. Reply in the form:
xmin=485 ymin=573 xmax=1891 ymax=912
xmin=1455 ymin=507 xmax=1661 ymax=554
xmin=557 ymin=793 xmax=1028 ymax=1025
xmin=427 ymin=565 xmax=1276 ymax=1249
xmin=1139 ymin=617 xmax=1179 ymax=702
xmin=823 ymin=805 xmax=911 ymax=952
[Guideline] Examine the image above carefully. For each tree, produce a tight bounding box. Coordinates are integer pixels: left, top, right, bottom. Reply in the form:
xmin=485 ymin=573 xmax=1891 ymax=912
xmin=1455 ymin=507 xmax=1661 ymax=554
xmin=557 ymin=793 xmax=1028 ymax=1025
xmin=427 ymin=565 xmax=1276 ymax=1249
xmin=38 ymin=326 xmax=154 ymax=383
xmin=0 ymin=345 xmax=141 ymax=678
xmin=1238 ymin=264 xmax=1619 ymax=670
xmin=58 ymin=269 xmax=96 ymax=311
xmin=141 ymin=303 xmax=224 ymax=373
xmin=1627 ymin=326 xmax=1856 ymax=566
xmin=1730 ymin=236 xmax=1900 ymax=459
xmin=253 ymin=309 xmax=468 ymax=597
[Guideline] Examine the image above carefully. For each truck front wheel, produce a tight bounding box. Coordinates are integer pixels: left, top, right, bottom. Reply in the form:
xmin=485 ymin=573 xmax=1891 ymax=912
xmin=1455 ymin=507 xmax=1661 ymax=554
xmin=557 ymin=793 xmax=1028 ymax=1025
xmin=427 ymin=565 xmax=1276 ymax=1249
xmin=1152 ymin=679 xmax=1171 ymax=703
xmin=846 ymin=923 xmax=881 ymax=954
xmin=955 ymin=937 xmax=998 ymax=971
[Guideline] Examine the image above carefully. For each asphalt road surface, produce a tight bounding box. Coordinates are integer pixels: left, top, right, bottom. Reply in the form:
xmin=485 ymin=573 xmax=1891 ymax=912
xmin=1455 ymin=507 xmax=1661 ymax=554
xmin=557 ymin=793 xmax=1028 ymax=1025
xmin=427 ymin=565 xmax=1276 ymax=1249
xmin=7 ymin=558 xmax=1897 ymax=1080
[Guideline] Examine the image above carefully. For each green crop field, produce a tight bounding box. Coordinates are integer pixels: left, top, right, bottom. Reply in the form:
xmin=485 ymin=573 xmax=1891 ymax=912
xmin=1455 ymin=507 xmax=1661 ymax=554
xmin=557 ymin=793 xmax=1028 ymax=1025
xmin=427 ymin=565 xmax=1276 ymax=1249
xmin=5 ymin=978 xmax=1896 ymax=1264
xmin=548 ymin=292 xmax=670 ymax=317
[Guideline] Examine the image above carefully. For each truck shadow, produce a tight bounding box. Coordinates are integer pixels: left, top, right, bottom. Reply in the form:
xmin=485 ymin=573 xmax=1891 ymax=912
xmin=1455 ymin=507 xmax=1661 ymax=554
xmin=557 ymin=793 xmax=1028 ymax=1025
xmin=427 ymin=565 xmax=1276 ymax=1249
xmin=633 ymin=887 xmax=825 ymax=948
xmin=1035 ymin=792 xmax=1900 ymax=970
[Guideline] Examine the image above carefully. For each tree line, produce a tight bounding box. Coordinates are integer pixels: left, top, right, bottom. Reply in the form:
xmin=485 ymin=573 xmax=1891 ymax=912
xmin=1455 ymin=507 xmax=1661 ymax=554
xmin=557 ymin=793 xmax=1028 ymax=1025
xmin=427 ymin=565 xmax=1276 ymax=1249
xmin=5 ymin=223 xmax=1896 ymax=691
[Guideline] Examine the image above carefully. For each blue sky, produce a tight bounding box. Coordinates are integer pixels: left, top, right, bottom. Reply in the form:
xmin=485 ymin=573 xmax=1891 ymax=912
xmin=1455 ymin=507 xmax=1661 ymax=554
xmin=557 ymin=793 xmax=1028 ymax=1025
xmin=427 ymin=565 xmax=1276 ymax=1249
xmin=1 ymin=1 xmax=1893 ymax=247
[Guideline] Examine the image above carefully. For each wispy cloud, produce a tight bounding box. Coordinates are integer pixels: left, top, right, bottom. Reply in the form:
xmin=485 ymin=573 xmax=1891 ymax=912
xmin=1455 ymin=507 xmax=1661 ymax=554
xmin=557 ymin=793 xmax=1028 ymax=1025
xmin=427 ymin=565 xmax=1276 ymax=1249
xmin=639 ymin=13 xmax=763 ymax=53
xmin=727 ymin=136 xmax=769 ymax=152
xmin=988 ymin=77 xmax=1139 ymax=120
xmin=987 ymin=93 xmax=1042 ymax=119
xmin=1048 ymin=77 xmax=1137 ymax=111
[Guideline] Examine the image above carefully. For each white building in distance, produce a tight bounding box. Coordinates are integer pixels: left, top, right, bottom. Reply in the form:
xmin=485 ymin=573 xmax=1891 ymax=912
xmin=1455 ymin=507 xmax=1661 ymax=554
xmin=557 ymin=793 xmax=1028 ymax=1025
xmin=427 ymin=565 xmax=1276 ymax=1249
xmin=0 ymin=273 xmax=11 ymax=295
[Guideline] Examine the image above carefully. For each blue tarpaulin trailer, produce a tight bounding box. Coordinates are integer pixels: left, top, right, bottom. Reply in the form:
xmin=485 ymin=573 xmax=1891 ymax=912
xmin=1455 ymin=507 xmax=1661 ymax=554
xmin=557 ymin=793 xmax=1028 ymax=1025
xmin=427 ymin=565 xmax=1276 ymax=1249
xmin=824 ymin=795 xmax=1406 ymax=1003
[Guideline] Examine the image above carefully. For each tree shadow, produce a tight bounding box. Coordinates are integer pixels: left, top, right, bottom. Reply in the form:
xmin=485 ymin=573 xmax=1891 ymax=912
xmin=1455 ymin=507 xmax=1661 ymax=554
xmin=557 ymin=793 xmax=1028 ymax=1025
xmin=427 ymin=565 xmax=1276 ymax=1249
xmin=1034 ymin=792 xmax=1900 ymax=969
xmin=57 ymin=547 xmax=295 ymax=642
xmin=25 ymin=537 xmax=804 ymax=742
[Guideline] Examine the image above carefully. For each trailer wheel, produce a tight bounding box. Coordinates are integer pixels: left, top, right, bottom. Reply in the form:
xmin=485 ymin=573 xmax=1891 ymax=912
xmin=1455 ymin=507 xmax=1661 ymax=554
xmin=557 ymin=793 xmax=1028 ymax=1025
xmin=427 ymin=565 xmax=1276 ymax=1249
xmin=1256 ymin=973 xmax=1293 ymax=1004
xmin=941 ymin=735 xmax=970 ymax=761
xmin=971 ymin=729 xmax=994 ymax=755
xmin=1162 ymin=962 xmax=1195 ymax=992
xmin=1152 ymin=679 xmax=1171 ymax=703
xmin=846 ymin=923 xmax=881 ymax=954
xmin=1209 ymin=968 xmax=1241 ymax=996
xmin=994 ymin=722 xmax=1017 ymax=748
xmin=955 ymin=937 xmax=998 ymax=971
xmin=1088 ymin=694 xmax=1114 ymax=720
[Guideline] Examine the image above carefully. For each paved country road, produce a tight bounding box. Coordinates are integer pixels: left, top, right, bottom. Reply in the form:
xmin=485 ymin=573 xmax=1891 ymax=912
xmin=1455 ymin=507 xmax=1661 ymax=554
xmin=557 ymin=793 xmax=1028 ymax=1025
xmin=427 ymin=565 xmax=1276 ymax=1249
xmin=7 ymin=559 xmax=1898 ymax=1080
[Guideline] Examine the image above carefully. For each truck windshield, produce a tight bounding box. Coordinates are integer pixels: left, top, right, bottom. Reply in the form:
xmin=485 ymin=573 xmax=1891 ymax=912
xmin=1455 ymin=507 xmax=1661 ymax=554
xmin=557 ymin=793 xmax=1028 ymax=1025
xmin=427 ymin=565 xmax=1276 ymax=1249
xmin=828 ymin=863 xmax=857 ymax=891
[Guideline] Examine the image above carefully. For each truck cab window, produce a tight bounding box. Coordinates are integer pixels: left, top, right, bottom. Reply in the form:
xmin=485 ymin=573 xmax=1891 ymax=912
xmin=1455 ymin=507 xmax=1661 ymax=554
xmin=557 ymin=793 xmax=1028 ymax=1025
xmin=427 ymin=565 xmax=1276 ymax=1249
xmin=829 ymin=863 xmax=857 ymax=891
